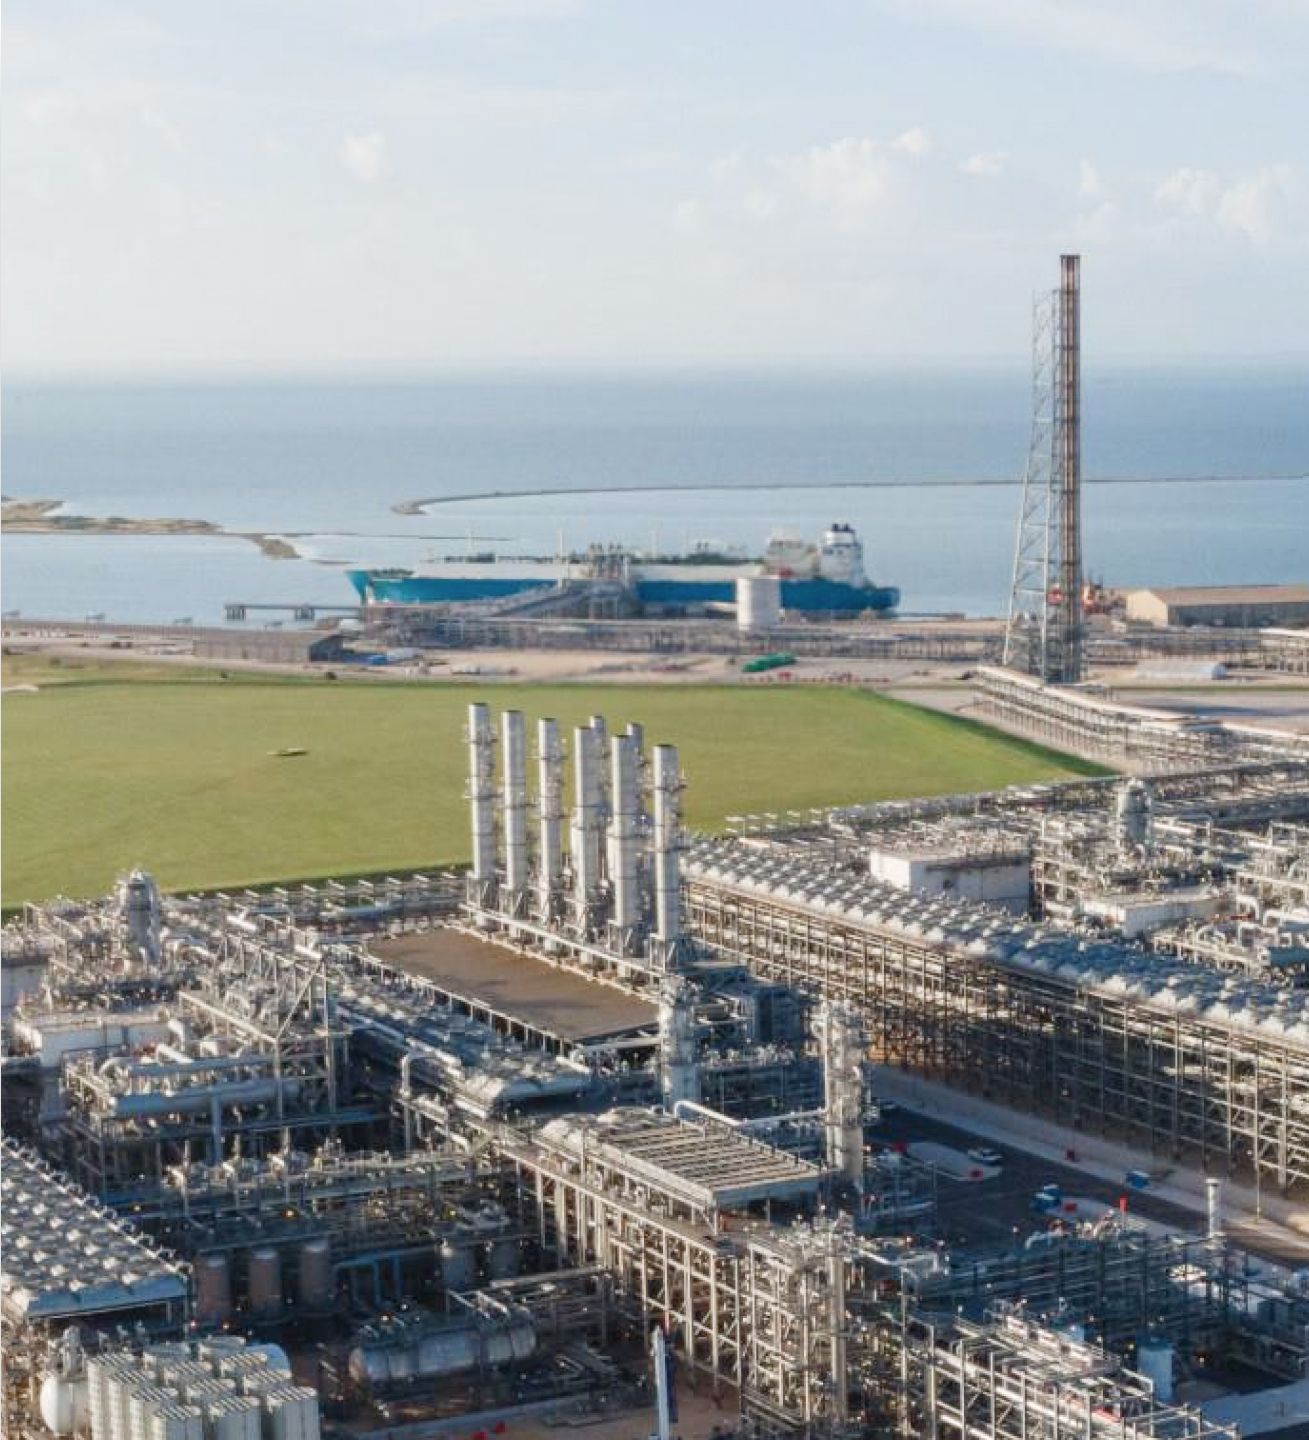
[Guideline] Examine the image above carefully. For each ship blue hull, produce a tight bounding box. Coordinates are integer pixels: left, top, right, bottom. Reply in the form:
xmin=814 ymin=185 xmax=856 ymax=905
xmin=348 ymin=569 xmax=899 ymax=614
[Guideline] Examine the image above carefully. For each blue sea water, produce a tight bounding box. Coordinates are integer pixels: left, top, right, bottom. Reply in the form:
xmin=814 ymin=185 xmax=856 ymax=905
xmin=2 ymin=367 xmax=1306 ymax=623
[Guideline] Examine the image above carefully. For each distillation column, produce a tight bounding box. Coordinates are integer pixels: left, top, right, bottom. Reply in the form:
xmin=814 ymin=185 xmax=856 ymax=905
xmin=607 ymin=733 xmax=643 ymax=953
xmin=651 ymin=744 xmax=685 ymax=970
xmin=536 ymin=718 xmax=565 ymax=922
xmin=816 ymin=1002 xmax=866 ymax=1188
xmin=570 ymin=724 xmax=604 ymax=936
xmin=659 ymin=975 xmax=699 ymax=1108
xmin=501 ymin=709 xmax=530 ymax=916
xmin=120 ymin=869 xmax=162 ymax=963
xmin=467 ymin=702 xmax=498 ymax=911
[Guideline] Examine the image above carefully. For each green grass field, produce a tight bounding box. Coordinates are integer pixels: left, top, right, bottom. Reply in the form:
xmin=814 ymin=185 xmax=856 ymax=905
xmin=1 ymin=659 xmax=1104 ymax=905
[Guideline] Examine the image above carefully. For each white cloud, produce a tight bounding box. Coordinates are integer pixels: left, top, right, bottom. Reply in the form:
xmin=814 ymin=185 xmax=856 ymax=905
xmin=1155 ymin=167 xmax=1222 ymax=215
xmin=1155 ymin=162 xmax=1309 ymax=244
xmin=877 ymin=0 xmax=1264 ymax=76
xmin=961 ymin=151 xmax=1007 ymax=177
xmin=893 ymin=127 xmax=933 ymax=157
xmin=340 ymin=131 xmax=388 ymax=184
xmin=1078 ymin=160 xmax=1108 ymax=202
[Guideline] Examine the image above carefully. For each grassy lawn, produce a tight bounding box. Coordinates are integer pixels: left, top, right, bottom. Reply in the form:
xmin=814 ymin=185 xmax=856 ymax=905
xmin=1 ymin=664 xmax=1105 ymax=905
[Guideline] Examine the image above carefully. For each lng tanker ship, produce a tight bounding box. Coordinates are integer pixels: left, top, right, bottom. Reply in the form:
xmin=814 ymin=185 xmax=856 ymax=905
xmin=348 ymin=523 xmax=898 ymax=616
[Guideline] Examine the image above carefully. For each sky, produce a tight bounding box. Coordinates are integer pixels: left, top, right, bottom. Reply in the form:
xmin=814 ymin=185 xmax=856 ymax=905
xmin=3 ymin=0 xmax=1308 ymax=377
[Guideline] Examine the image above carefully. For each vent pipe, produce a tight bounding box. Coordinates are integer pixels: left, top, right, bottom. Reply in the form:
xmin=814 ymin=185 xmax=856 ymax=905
xmin=1206 ymin=1177 xmax=1223 ymax=1242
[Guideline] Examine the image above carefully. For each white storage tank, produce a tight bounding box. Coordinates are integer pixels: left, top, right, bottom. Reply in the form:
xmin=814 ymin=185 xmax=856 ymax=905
xmin=246 ymin=1247 xmax=283 ymax=1321
xmin=737 ymin=575 xmax=782 ymax=632
xmin=296 ymin=1237 xmax=333 ymax=1312
xmin=194 ymin=1252 xmax=233 ymax=1328
xmin=39 ymin=1371 xmax=90 ymax=1436
xmin=348 ymin=1316 xmax=537 ymax=1388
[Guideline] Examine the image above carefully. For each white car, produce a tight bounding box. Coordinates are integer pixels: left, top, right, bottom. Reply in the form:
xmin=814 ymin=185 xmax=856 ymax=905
xmin=967 ymin=1147 xmax=1004 ymax=1167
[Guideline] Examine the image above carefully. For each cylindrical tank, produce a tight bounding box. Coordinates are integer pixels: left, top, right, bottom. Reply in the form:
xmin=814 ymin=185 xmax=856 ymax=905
xmin=296 ymin=1237 xmax=334 ymax=1312
xmin=1136 ymin=1334 xmax=1174 ymax=1403
xmin=194 ymin=1252 xmax=233 ymax=1328
xmin=39 ymin=1373 xmax=90 ymax=1436
xmin=196 ymin=1337 xmax=244 ymax=1364
xmin=246 ymin=1247 xmax=283 ymax=1321
xmin=439 ymin=1233 xmax=477 ymax=1292
xmin=737 ymin=575 xmax=781 ymax=632
xmin=348 ymin=1315 xmax=536 ymax=1388
xmin=240 ymin=1345 xmax=291 ymax=1379
xmin=487 ymin=1235 xmax=522 ymax=1280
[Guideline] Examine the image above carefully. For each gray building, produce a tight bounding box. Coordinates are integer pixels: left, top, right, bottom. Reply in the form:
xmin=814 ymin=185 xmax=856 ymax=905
xmin=1126 ymin=584 xmax=1309 ymax=629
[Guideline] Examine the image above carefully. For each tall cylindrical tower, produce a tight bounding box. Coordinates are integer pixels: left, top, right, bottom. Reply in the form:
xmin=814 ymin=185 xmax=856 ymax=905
xmin=651 ymin=744 xmax=683 ymax=966
xmin=536 ymin=717 xmax=565 ymax=918
xmin=501 ymin=709 xmax=529 ymax=910
xmin=570 ymin=724 xmax=603 ymax=927
xmin=466 ymin=702 xmax=498 ymax=902
xmin=659 ymin=975 xmax=699 ymax=1108
xmin=607 ymin=733 xmax=641 ymax=944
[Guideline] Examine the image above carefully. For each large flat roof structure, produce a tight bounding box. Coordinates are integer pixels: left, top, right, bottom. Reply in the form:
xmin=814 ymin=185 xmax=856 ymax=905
xmin=533 ymin=1108 xmax=823 ymax=1213
xmin=1 ymin=1140 xmax=188 ymax=1325
xmin=369 ymin=928 xmax=658 ymax=1047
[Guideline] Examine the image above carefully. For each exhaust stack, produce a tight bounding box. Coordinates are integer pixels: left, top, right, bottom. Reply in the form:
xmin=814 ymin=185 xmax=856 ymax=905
xmin=607 ymin=733 xmax=642 ymax=949
xmin=466 ymin=702 xmax=498 ymax=907
xmin=536 ymin=718 xmax=565 ymax=919
xmin=651 ymin=744 xmax=684 ymax=968
xmin=570 ymin=724 xmax=604 ymax=931
xmin=501 ymin=710 xmax=530 ymax=913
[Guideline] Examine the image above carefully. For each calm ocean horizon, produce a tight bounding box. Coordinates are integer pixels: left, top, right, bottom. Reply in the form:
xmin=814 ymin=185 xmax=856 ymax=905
xmin=3 ymin=366 xmax=1306 ymax=623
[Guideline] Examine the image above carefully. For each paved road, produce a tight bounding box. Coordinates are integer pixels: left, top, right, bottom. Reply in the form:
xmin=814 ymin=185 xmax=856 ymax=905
xmin=869 ymin=1107 xmax=1309 ymax=1269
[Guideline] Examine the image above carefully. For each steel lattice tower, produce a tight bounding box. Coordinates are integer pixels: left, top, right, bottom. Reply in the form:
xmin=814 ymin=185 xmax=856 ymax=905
xmin=1003 ymin=254 xmax=1084 ymax=683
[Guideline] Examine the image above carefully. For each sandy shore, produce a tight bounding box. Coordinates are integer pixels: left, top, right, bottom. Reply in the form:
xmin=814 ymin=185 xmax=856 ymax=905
xmin=2 ymin=497 xmax=298 ymax=559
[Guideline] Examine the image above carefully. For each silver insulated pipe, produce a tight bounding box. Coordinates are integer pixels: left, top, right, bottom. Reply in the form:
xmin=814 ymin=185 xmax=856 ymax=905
xmin=571 ymin=724 xmax=604 ymax=915
xmin=536 ymin=718 xmax=565 ymax=912
xmin=652 ymin=744 xmax=683 ymax=956
xmin=607 ymin=733 xmax=641 ymax=939
xmin=466 ymin=703 xmax=498 ymax=891
xmin=501 ymin=709 xmax=530 ymax=906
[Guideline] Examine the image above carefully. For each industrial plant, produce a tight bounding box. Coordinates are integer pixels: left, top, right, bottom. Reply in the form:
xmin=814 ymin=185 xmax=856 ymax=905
xmin=5 ymin=675 xmax=1309 ymax=1440
xmin=4 ymin=256 xmax=1309 ymax=1440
